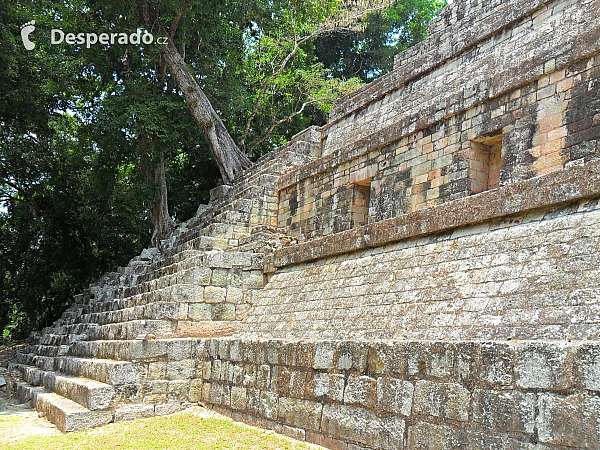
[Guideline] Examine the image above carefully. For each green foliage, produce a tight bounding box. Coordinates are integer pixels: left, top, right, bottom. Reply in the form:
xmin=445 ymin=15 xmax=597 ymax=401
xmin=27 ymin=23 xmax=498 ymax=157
xmin=315 ymin=0 xmax=447 ymax=82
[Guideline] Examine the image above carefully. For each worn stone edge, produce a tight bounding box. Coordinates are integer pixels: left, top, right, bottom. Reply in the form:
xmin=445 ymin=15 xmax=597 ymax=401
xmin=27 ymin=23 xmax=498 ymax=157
xmin=271 ymin=159 xmax=600 ymax=269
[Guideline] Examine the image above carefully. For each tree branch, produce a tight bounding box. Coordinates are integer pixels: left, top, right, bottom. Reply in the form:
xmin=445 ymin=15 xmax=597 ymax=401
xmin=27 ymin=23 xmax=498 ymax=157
xmin=242 ymin=28 xmax=323 ymax=148
xmin=169 ymin=0 xmax=187 ymax=41
xmin=0 ymin=182 xmax=42 ymax=224
xmin=249 ymin=97 xmax=330 ymax=153
xmin=241 ymin=0 xmax=389 ymax=149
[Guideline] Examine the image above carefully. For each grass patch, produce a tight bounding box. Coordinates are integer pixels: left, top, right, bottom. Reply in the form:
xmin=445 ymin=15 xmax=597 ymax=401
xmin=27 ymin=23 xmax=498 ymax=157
xmin=0 ymin=413 xmax=316 ymax=450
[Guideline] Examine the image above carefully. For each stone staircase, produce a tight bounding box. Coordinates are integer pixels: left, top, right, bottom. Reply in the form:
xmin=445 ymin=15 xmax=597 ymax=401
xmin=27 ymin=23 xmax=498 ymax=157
xmin=7 ymin=131 xmax=318 ymax=432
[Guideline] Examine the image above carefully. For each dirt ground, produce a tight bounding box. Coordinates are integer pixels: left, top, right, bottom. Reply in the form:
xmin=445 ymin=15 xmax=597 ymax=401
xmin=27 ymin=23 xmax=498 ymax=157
xmin=0 ymin=345 xmax=63 ymax=446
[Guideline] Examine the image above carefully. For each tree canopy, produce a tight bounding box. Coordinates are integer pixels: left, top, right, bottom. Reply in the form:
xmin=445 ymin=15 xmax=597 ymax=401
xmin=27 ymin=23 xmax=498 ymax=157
xmin=0 ymin=0 xmax=446 ymax=340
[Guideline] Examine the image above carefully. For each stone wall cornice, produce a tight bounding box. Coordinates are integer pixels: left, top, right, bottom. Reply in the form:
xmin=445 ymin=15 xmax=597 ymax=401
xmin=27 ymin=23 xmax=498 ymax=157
xmin=272 ymin=158 xmax=600 ymax=269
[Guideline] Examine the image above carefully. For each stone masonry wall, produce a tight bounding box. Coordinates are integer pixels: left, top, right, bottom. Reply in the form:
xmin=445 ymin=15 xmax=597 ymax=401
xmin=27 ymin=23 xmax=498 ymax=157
xmin=244 ymin=197 xmax=600 ymax=341
xmin=277 ymin=0 xmax=600 ymax=241
xmin=196 ymin=338 xmax=600 ymax=449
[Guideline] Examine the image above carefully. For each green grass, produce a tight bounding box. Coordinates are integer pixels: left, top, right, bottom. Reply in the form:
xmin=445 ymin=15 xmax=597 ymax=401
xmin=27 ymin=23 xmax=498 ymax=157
xmin=0 ymin=413 xmax=317 ymax=450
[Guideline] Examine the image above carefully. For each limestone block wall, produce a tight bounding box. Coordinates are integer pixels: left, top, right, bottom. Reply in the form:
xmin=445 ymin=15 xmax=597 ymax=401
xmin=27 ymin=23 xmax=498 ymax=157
xmin=247 ymin=195 xmax=600 ymax=341
xmin=197 ymin=338 xmax=600 ymax=450
xmin=277 ymin=0 xmax=600 ymax=241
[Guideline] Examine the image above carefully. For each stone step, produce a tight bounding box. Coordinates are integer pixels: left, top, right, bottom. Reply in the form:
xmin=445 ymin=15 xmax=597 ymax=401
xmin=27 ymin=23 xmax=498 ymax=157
xmin=86 ymin=319 xmax=176 ymax=341
xmin=13 ymin=382 xmax=113 ymax=432
xmin=168 ymin=216 xmax=252 ymax=250
xmin=53 ymin=356 xmax=146 ymax=386
xmin=86 ymin=286 xmax=199 ymax=316
xmin=39 ymin=319 xmax=172 ymax=343
xmin=39 ymin=331 xmax=94 ymax=347
xmin=14 ymin=354 xmax=145 ymax=386
xmin=9 ymin=363 xmax=116 ymax=410
xmin=68 ymin=338 xmax=195 ymax=362
xmin=41 ymin=322 xmax=91 ymax=338
xmin=31 ymin=344 xmax=65 ymax=357
xmin=84 ymin=301 xmax=197 ymax=326
xmin=12 ymin=350 xmax=36 ymax=366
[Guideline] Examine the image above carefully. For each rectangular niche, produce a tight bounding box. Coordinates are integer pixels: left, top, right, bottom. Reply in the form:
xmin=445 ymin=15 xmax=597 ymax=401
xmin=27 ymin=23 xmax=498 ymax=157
xmin=469 ymin=131 xmax=503 ymax=194
xmin=352 ymin=178 xmax=371 ymax=228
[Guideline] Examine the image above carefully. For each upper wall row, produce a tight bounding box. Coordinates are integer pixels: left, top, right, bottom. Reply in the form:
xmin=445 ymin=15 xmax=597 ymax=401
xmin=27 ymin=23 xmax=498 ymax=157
xmin=275 ymin=0 xmax=600 ymax=242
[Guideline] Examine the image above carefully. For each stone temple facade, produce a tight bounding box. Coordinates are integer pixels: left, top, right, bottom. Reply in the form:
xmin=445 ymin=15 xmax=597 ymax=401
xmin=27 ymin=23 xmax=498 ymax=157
xmin=7 ymin=0 xmax=600 ymax=447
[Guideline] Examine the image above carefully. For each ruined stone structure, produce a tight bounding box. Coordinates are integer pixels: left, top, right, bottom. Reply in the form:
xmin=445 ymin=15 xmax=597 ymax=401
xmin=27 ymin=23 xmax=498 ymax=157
xmin=7 ymin=0 xmax=600 ymax=447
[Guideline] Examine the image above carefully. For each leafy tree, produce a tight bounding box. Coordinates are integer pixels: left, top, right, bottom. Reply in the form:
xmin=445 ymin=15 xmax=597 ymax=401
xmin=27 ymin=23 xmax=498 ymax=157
xmin=315 ymin=0 xmax=446 ymax=82
xmin=0 ymin=0 xmax=446 ymax=340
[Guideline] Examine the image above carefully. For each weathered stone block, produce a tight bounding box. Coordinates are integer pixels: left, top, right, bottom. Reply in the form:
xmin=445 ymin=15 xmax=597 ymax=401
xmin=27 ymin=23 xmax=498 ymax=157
xmin=226 ymin=287 xmax=244 ymax=304
xmin=189 ymin=378 xmax=203 ymax=402
xmin=167 ymin=339 xmax=193 ymax=360
xmin=335 ymin=341 xmax=369 ymax=372
xmin=230 ymin=386 xmax=247 ymax=410
xmin=155 ymin=403 xmax=186 ymax=416
xmin=413 ymin=380 xmax=443 ymax=418
xmin=472 ymin=389 xmax=536 ymax=435
xmin=147 ymin=361 xmax=167 ymax=380
xmin=322 ymin=403 xmax=404 ymax=449
xmin=167 ymin=379 xmax=190 ymax=401
xmin=445 ymin=383 xmax=470 ymax=422
xmin=242 ymin=271 xmax=265 ymax=289
xmin=166 ymin=359 xmax=196 ymax=380
xmin=259 ymin=391 xmax=279 ymax=420
xmin=515 ymin=342 xmax=575 ymax=390
xmin=425 ymin=342 xmax=455 ymax=380
xmin=377 ymin=377 xmax=414 ymax=416
xmin=201 ymin=382 xmax=211 ymax=403
xmin=114 ymin=404 xmax=155 ymax=422
xmin=211 ymin=359 xmax=222 ymax=381
xmin=211 ymin=269 xmax=229 ymax=287
xmin=577 ymin=343 xmax=600 ymax=392
xmin=477 ymin=342 xmax=515 ymax=388
xmin=189 ymin=303 xmax=212 ymax=321
xmin=208 ymin=383 xmax=230 ymax=407
xmin=243 ymin=364 xmax=258 ymax=388
xmin=131 ymin=340 xmax=168 ymax=363
xmin=257 ymin=364 xmax=271 ymax=389
xmin=143 ymin=380 xmax=168 ymax=404
xmin=184 ymin=267 xmax=211 ymax=286
xmin=313 ymin=372 xmax=345 ymax=403
xmin=277 ymin=397 xmax=323 ymax=431
xmin=314 ymin=341 xmax=336 ymax=369
xmin=343 ymin=374 xmax=377 ymax=409
xmin=407 ymin=421 xmax=519 ymax=450
xmin=289 ymin=370 xmax=312 ymax=398
xmin=212 ymin=303 xmax=236 ymax=321
xmin=537 ymin=394 xmax=600 ymax=449
xmin=229 ymin=339 xmax=243 ymax=362
xmin=204 ymin=286 xmax=227 ymax=304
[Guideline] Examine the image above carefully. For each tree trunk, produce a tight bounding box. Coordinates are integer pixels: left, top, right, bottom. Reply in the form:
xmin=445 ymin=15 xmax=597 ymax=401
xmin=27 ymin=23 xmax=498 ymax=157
xmin=161 ymin=41 xmax=252 ymax=184
xmin=150 ymin=155 xmax=175 ymax=246
xmin=140 ymin=140 xmax=176 ymax=247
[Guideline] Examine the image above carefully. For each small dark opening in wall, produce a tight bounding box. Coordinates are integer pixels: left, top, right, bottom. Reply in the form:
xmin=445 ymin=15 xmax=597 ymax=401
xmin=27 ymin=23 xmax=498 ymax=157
xmin=470 ymin=132 xmax=503 ymax=194
xmin=352 ymin=178 xmax=371 ymax=228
